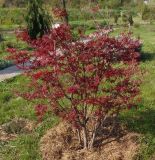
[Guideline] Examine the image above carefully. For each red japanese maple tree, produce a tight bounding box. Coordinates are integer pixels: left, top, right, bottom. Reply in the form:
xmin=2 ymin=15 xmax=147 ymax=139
xmin=7 ymin=21 xmax=142 ymax=149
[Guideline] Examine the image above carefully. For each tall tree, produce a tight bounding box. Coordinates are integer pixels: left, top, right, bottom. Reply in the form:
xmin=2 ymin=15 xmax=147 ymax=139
xmin=62 ymin=0 xmax=69 ymax=24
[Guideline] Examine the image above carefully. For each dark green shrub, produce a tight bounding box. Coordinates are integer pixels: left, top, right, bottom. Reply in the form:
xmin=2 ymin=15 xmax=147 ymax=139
xmin=25 ymin=0 xmax=52 ymax=39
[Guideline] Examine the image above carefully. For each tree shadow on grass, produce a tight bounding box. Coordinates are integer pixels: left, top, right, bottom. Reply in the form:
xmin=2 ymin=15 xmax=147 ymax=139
xmin=121 ymin=108 xmax=155 ymax=136
xmin=92 ymin=108 xmax=155 ymax=148
xmin=141 ymin=51 xmax=155 ymax=62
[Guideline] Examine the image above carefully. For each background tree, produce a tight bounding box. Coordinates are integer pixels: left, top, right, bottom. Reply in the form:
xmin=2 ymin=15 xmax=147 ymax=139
xmin=128 ymin=14 xmax=134 ymax=26
xmin=25 ymin=0 xmax=51 ymax=39
xmin=61 ymin=0 xmax=69 ymax=24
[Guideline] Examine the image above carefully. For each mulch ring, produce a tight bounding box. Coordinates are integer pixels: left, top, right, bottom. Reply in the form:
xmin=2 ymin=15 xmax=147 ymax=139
xmin=40 ymin=122 xmax=140 ymax=160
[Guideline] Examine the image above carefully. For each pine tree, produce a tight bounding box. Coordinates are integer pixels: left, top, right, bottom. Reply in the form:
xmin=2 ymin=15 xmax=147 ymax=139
xmin=25 ymin=0 xmax=51 ymax=39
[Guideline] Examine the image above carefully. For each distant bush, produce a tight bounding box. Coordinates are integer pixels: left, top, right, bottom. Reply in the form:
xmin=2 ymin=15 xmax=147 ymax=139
xmin=67 ymin=9 xmax=128 ymax=22
xmin=70 ymin=20 xmax=108 ymax=31
xmin=141 ymin=5 xmax=155 ymax=22
xmin=0 ymin=8 xmax=26 ymax=25
xmin=142 ymin=5 xmax=150 ymax=20
xmin=149 ymin=7 xmax=155 ymax=22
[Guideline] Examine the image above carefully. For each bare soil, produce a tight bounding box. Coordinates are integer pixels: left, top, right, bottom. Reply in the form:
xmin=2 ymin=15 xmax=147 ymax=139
xmin=40 ymin=122 xmax=140 ymax=160
xmin=0 ymin=118 xmax=35 ymax=141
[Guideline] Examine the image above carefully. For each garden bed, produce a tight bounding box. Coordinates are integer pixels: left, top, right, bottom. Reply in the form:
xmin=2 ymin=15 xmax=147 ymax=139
xmin=40 ymin=122 xmax=140 ymax=160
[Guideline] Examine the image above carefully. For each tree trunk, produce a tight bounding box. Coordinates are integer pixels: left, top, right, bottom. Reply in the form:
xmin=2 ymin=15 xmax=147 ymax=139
xmin=83 ymin=127 xmax=88 ymax=149
xmin=89 ymin=120 xmax=100 ymax=149
xmin=62 ymin=0 xmax=69 ymax=24
xmin=77 ymin=129 xmax=82 ymax=145
xmin=89 ymin=131 xmax=96 ymax=149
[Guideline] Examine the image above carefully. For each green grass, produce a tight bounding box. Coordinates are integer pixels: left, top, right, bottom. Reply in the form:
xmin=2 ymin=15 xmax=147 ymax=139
xmin=0 ymin=117 xmax=59 ymax=160
xmin=112 ymin=24 xmax=155 ymax=159
xmin=0 ymin=24 xmax=24 ymax=31
xmin=0 ymin=33 xmax=28 ymax=70
xmin=0 ymin=34 xmax=14 ymax=69
xmin=0 ymin=76 xmax=59 ymax=159
xmin=0 ymin=76 xmax=34 ymax=124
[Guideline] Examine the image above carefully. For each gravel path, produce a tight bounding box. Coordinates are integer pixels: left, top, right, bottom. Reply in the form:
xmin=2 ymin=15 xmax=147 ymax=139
xmin=0 ymin=65 xmax=23 ymax=82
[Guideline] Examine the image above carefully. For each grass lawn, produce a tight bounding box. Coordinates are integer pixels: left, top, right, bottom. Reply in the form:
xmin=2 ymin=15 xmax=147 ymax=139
xmin=0 ymin=76 xmax=59 ymax=160
xmin=0 ymin=23 xmax=155 ymax=159
xmin=0 ymin=33 xmax=17 ymax=70
xmin=0 ymin=33 xmax=28 ymax=70
xmin=114 ymin=24 xmax=155 ymax=159
xmin=0 ymin=24 xmax=24 ymax=31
